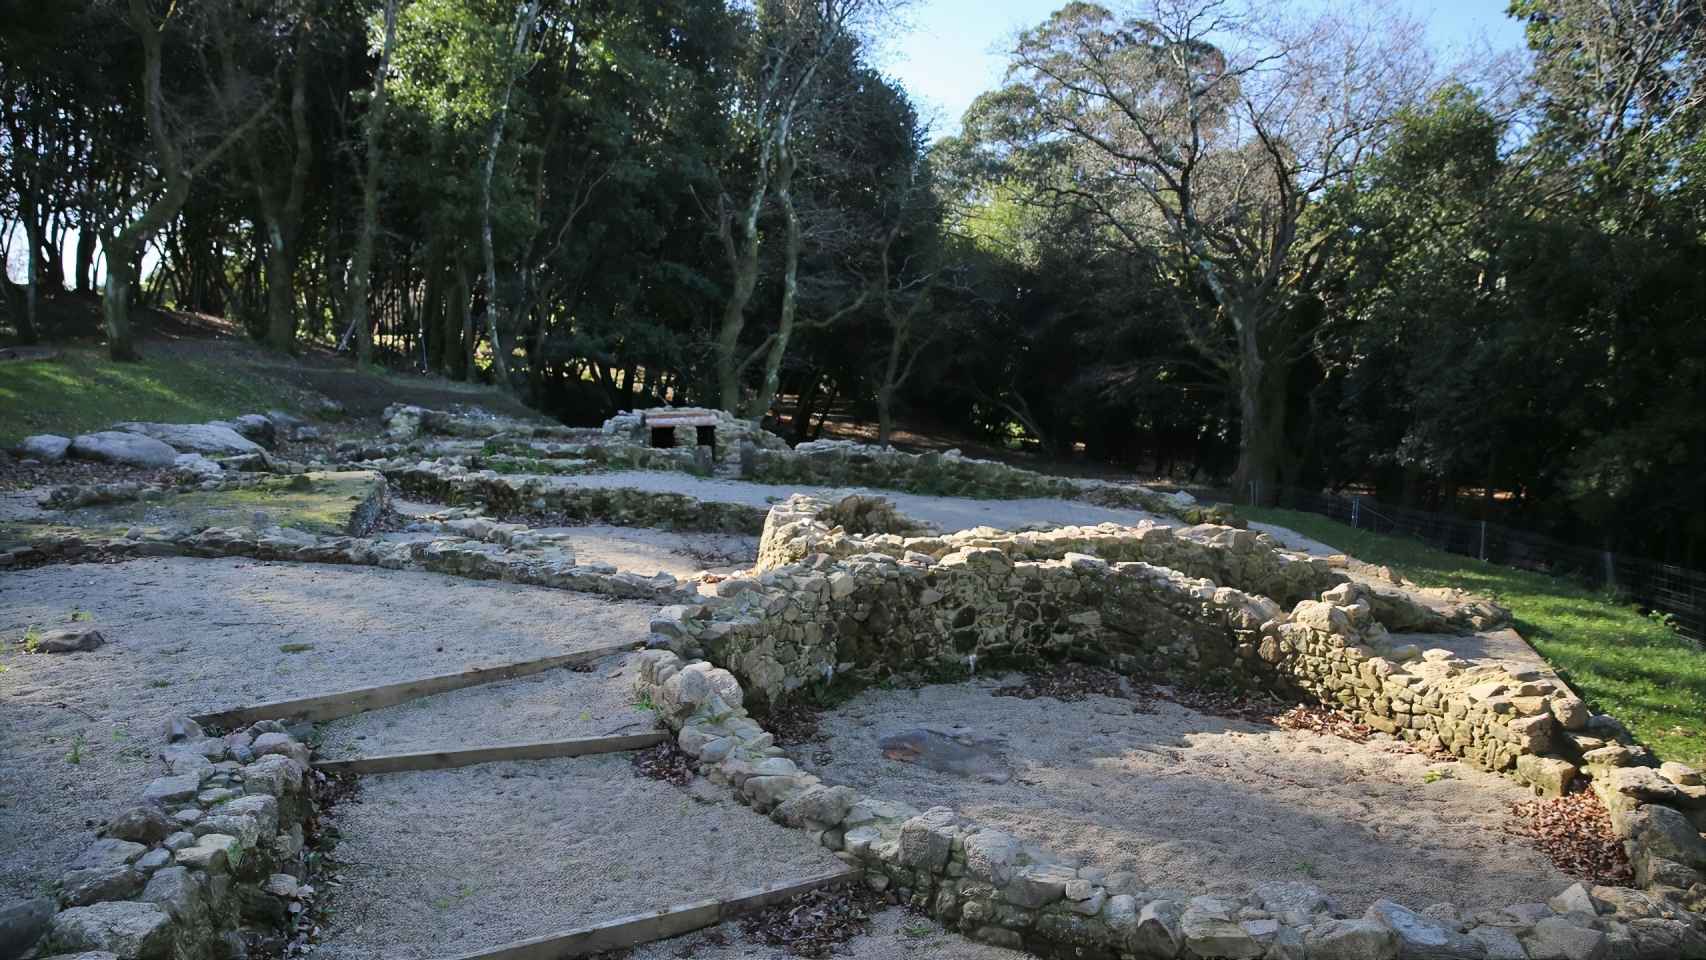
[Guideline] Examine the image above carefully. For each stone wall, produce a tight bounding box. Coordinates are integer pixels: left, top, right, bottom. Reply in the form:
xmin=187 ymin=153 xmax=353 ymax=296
xmin=17 ymin=722 xmax=316 ymax=960
xmin=745 ymin=440 xmax=1242 ymax=526
xmin=633 ymin=652 xmax=1706 ymax=960
xmin=384 ymin=460 xmax=768 ymax=534
xmin=756 ymin=494 xmax=1337 ymax=607
xmin=653 ymin=548 xmax=1572 ymax=778
xmin=3 ymin=507 xmax=700 ymax=604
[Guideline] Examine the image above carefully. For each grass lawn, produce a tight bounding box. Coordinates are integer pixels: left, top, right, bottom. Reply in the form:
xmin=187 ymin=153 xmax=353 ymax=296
xmin=1246 ymin=506 xmax=1706 ymax=766
xmin=0 ymin=346 xmax=299 ymax=448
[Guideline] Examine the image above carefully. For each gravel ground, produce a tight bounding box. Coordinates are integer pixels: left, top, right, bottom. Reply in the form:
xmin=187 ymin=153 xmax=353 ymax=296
xmin=313 ymin=755 xmax=849 ymax=959
xmin=795 ymin=678 xmax=1576 ymax=915
xmin=0 ymin=557 xmax=657 ymax=902
xmin=543 ymin=471 xmax=1164 ymax=532
xmin=627 ymin=907 xmax=1032 ymax=960
xmin=540 ymin=523 xmax=757 ymax=579
xmin=315 ymin=651 xmax=653 ymax=759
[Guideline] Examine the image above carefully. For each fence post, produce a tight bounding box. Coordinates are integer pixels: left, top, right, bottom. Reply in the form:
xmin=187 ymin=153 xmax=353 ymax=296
xmin=1351 ymin=496 xmax=1359 ymax=529
xmin=1480 ymin=521 xmax=1487 ymax=562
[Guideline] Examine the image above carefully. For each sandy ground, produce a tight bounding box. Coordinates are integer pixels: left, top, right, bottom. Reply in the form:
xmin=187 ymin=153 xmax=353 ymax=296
xmin=796 ymin=678 xmax=1576 ymax=915
xmin=541 ymin=523 xmax=757 ymax=579
xmin=542 ymin=471 xmax=1165 ymax=532
xmin=0 ymin=557 xmax=657 ymax=902
xmin=314 ymin=755 xmax=849 ymax=959
xmin=627 ymin=907 xmax=1032 ymax=960
xmin=316 ymin=651 xmax=653 ymax=759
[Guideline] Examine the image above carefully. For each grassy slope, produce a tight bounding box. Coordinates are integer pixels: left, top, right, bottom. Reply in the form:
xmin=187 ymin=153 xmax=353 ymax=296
xmin=0 ymin=347 xmax=298 ymax=447
xmin=1246 ymin=506 xmax=1706 ymax=765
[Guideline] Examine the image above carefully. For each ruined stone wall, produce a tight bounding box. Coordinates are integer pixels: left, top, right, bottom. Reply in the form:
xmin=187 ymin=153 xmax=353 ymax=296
xmin=633 ymin=652 xmax=1706 ymax=960
xmin=653 ymin=548 xmax=1573 ymax=778
xmin=744 ymin=440 xmax=1241 ymax=525
xmin=385 ymin=461 xmax=767 ymax=534
xmin=757 ymin=494 xmax=1336 ymax=606
xmin=24 ymin=722 xmax=316 ymax=959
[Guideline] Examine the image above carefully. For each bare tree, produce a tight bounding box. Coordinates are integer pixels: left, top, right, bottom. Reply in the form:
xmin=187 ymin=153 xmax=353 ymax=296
xmin=996 ymin=0 xmax=1432 ymax=494
xmin=478 ymin=0 xmax=544 ymax=392
xmin=100 ymin=0 xmax=268 ymax=361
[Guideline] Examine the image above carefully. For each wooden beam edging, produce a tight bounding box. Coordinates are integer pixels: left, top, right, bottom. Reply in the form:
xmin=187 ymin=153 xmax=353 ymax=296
xmin=433 ymin=868 xmax=858 ymax=960
xmin=313 ymin=732 xmax=667 ymax=776
xmin=192 ymin=642 xmax=638 ymax=728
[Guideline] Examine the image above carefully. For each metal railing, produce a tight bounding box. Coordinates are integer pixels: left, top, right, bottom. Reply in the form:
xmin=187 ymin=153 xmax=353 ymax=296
xmin=1261 ymin=484 xmax=1705 ymax=645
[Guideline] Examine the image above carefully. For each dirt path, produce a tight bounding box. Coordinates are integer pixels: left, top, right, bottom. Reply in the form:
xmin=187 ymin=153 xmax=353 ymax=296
xmin=0 ymin=557 xmax=657 ymax=902
xmin=314 ymin=755 xmax=848 ymax=960
xmin=796 ymin=677 xmax=1576 ymax=915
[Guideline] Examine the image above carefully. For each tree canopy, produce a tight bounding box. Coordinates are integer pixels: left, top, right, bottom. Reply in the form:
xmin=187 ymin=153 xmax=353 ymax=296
xmin=2 ymin=0 xmax=1702 ymax=566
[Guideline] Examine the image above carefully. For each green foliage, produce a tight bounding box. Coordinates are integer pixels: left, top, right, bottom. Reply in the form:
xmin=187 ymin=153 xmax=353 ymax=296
xmin=1245 ymin=507 xmax=1706 ymax=766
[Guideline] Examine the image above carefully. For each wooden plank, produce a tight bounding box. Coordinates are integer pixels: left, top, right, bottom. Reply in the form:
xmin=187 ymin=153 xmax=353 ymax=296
xmin=313 ymin=732 xmax=667 ymax=775
xmin=193 ymin=642 xmax=637 ymax=728
xmin=435 ymin=868 xmax=858 ymax=960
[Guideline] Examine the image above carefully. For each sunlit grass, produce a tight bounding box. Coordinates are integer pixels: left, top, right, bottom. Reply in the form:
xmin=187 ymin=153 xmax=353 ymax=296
xmin=0 ymin=348 xmax=297 ymax=447
xmin=1247 ymin=506 xmax=1706 ymax=766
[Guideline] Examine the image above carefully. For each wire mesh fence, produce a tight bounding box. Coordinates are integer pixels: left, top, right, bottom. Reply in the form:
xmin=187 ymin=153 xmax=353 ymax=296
xmin=1262 ymin=484 xmax=1705 ymax=646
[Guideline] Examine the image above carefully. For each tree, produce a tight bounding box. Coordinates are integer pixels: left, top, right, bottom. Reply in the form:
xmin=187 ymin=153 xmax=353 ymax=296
xmin=975 ymin=0 xmax=1431 ymax=496
xmin=100 ymin=0 xmax=268 ymax=360
xmin=349 ymin=0 xmax=401 ymax=368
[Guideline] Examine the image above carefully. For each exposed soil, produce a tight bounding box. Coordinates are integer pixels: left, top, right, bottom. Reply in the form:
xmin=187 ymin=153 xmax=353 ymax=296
xmin=794 ymin=677 xmax=1580 ymax=915
xmin=0 ymin=557 xmax=657 ymax=901
xmin=311 ymin=755 xmax=848 ymax=959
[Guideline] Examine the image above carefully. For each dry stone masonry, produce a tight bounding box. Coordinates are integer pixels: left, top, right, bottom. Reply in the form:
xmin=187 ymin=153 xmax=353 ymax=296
xmin=633 ymin=650 xmax=1706 ymax=960
xmin=635 ymin=495 xmax=1706 ymax=957
xmin=18 ymin=721 xmax=316 ymax=960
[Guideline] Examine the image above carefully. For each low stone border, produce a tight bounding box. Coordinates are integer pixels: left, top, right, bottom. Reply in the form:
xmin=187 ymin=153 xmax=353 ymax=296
xmin=15 ymin=721 xmax=317 ymax=959
xmin=3 ymin=510 xmax=701 ymax=604
xmin=633 ymin=651 xmax=1706 ymax=960
xmin=756 ymin=493 xmax=1504 ymax=630
xmin=381 ymin=459 xmax=768 ymax=534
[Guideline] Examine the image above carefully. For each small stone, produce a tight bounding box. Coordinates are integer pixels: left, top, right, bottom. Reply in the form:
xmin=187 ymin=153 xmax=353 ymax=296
xmin=135 ymin=849 xmax=171 ymax=871
xmin=59 ymin=865 xmax=146 ymax=907
xmin=162 ymin=831 xmax=196 ymax=852
xmin=1659 ymin=761 xmax=1703 ymax=787
xmin=1366 ymin=899 xmax=1486 ymax=959
xmin=0 ymin=897 xmax=55 ymax=958
xmin=17 ymin=434 xmax=71 ymax=461
xmin=1308 ymin=917 xmax=1399 ymax=960
xmin=1003 ymin=863 xmax=1075 ymax=908
xmin=165 ymin=716 xmax=203 ymax=743
xmin=141 ymin=773 xmax=200 ymax=805
xmin=262 ymin=874 xmax=304 ymax=899
xmin=1549 ymin=882 xmax=1601 ymax=916
xmin=68 ymin=839 xmax=145 ymax=871
xmin=1523 ymin=916 xmax=1609 ymax=960
xmin=26 ymin=626 xmax=107 ymax=653
xmin=1469 ymin=925 xmax=1528 ymax=960
xmin=46 ymin=901 xmax=172 ymax=957
xmin=103 ymin=807 xmax=172 ymax=845
xmin=1181 ymin=897 xmax=1262 ymax=959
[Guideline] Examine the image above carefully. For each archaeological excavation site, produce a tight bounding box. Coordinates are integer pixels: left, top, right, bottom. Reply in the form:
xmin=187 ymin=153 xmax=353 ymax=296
xmin=2 ymin=403 xmax=1704 ymax=960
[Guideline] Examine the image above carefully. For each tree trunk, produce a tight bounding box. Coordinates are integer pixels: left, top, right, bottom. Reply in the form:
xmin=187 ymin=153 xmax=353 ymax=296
xmin=102 ymin=251 xmax=142 ymax=362
xmin=714 ymin=212 xmax=762 ymax=413
xmin=350 ymin=0 xmax=398 ymax=368
xmin=19 ymin=197 xmax=41 ymax=344
xmin=476 ymin=0 xmax=542 ymax=393
xmin=747 ymin=145 xmax=802 ymax=423
xmin=1229 ymin=315 xmax=1286 ymax=505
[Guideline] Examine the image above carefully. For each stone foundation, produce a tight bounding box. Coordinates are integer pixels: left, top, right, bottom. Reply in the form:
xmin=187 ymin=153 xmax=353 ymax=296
xmin=633 ymin=651 xmax=1706 ymax=960
xmin=24 ymin=722 xmax=316 ymax=960
xmin=2 ymin=502 xmax=700 ymax=604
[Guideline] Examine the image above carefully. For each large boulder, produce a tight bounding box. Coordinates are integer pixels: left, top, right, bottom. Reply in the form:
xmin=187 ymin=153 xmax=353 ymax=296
xmin=113 ymin=422 xmax=262 ymax=456
xmin=213 ymin=414 xmax=277 ymax=449
xmin=17 ymin=434 xmax=71 ymax=462
xmin=69 ymin=432 xmax=178 ymax=469
xmin=45 ymin=901 xmax=171 ymax=958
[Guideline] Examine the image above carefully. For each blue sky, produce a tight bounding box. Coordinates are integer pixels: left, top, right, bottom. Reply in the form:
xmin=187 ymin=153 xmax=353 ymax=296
xmin=881 ymin=0 xmax=1531 ymax=134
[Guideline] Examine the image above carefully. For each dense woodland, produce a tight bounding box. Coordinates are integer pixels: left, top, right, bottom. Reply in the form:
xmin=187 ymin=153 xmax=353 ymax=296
xmin=1 ymin=0 xmax=1702 ymax=566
